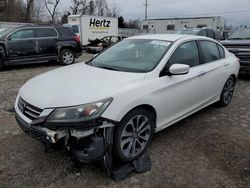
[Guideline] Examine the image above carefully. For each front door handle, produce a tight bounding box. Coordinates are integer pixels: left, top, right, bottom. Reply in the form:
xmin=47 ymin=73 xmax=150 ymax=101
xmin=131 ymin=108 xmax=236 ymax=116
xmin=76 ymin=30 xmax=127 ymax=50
xmin=198 ymin=71 xmax=207 ymax=76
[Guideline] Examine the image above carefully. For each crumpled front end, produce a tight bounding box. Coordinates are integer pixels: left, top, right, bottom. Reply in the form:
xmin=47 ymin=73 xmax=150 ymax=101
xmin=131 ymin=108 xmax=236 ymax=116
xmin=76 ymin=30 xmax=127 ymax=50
xmin=15 ymin=95 xmax=117 ymax=163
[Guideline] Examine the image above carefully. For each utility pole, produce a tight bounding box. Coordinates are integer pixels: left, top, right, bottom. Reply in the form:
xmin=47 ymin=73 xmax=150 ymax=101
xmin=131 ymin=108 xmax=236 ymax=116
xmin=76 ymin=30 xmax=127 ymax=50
xmin=145 ymin=0 xmax=148 ymax=19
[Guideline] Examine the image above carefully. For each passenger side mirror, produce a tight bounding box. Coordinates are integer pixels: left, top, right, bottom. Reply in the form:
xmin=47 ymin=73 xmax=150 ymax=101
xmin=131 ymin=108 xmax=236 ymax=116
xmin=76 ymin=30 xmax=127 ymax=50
xmin=169 ymin=64 xmax=190 ymax=75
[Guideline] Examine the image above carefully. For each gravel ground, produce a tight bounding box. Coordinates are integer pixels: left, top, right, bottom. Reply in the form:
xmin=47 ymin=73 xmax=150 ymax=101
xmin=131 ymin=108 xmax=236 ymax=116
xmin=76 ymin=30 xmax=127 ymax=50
xmin=0 ymin=54 xmax=250 ymax=188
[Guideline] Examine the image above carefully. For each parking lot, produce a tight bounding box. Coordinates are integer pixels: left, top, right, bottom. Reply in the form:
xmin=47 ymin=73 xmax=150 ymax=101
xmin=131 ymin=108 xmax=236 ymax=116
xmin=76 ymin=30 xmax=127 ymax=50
xmin=0 ymin=53 xmax=250 ymax=188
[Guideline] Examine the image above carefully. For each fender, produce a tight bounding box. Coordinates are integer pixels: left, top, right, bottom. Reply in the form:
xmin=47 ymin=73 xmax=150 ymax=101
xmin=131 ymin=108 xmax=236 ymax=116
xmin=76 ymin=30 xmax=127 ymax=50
xmin=57 ymin=41 xmax=77 ymax=54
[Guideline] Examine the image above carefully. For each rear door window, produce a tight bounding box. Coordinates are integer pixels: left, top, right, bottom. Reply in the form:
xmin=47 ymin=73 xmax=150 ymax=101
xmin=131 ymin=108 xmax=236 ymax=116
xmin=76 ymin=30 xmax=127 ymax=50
xmin=199 ymin=41 xmax=221 ymax=63
xmin=217 ymin=44 xmax=225 ymax=59
xmin=35 ymin=28 xmax=57 ymax=38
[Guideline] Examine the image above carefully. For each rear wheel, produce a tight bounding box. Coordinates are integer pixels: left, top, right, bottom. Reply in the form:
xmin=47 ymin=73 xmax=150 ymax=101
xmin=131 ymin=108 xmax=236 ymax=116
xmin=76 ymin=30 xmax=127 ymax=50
xmin=59 ymin=49 xmax=75 ymax=65
xmin=218 ymin=76 xmax=236 ymax=107
xmin=114 ymin=109 xmax=154 ymax=162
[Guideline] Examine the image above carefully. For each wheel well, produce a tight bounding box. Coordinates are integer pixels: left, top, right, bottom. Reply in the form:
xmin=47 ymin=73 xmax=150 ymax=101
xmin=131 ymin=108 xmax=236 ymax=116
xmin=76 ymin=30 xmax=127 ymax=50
xmin=230 ymin=74 xmax=237 ymax=81
xmin=128 ymin=104 xmax=157 ymax=127
xmin=59 ymin=46 xmax=76 ymax=54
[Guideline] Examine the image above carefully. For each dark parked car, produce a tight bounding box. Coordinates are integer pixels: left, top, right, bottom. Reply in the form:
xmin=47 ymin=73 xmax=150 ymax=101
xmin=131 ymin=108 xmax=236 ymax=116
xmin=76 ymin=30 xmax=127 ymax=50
xmin=173 ymin=28 xmax=222 ymax=40
xmin=221 ymin=27 xmax=250 ymax=67
xmin=0 ymin=25 xmax=82 ymax=69
xmin=86 ymin=35 xmax=126 ymax=53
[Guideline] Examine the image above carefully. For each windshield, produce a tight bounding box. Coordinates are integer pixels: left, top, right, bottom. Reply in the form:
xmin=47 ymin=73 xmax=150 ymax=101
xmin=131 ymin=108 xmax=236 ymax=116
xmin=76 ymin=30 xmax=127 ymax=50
xmin=89 ymin=39 xmax=171 ymax=73
xmin=228 ymin=28 xmax=250 ymax=40
xmin=174 ymin=30 xmax=199 ymax=35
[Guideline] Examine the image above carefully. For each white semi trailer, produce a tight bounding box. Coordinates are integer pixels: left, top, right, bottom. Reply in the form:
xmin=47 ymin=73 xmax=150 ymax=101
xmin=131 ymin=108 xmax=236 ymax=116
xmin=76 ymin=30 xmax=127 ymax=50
xmin=65 ymin=15 xmax=118 ymax=46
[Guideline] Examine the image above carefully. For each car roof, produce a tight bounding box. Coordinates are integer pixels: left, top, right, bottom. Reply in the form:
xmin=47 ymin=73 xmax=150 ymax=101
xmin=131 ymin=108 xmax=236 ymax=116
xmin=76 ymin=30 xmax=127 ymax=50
xmin=14 ymin=24 xmax=63 ymax=29
xmin=129 ymin=34 xmax=205 ymax=42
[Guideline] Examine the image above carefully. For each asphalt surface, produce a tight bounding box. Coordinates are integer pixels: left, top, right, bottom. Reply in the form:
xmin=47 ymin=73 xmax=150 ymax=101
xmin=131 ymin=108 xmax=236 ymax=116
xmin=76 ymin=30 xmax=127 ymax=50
xmin=0 ymin=54 xmax=250 ymax=188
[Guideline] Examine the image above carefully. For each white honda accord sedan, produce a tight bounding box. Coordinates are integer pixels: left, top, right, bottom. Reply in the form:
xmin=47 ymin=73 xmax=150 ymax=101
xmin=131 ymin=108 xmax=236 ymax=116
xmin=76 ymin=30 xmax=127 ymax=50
xmin=15 ymin=34 xmax=240 ymax=163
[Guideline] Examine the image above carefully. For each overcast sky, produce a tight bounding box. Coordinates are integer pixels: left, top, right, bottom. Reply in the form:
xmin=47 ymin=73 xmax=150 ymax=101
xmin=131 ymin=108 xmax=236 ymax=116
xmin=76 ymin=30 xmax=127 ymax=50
xmin=62 ymin=0 xmax=250 ymax=26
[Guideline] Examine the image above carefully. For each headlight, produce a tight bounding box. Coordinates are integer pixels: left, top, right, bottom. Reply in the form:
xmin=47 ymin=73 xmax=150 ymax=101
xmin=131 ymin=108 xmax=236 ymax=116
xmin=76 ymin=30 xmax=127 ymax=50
xmin=46 ymin=98 xmax=112 ymax=123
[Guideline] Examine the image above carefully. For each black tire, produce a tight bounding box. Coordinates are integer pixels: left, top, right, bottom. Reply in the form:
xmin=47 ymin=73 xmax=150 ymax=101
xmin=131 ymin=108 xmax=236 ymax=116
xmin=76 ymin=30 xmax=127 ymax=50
xmin=114 ymin=108 xmax=155 ymax=162
xmin=59 ymin=49 xmax=75 ymax=65
xmin=218 ymin=76 xmax=236 ymax=107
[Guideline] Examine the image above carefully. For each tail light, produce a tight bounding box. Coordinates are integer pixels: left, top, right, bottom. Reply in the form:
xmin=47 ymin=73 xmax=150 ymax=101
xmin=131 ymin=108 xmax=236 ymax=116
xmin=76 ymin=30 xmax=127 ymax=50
xmin=74 ymin=35 xmax=81 ymax=43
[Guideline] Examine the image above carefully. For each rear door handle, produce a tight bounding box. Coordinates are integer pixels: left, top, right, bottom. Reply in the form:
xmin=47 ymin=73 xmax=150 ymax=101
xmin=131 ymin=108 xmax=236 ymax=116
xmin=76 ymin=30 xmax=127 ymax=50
xmin=198 ymin=71 xmax=207 ymax=76
xmin=224 ymin=63 xmax=229 ymax=67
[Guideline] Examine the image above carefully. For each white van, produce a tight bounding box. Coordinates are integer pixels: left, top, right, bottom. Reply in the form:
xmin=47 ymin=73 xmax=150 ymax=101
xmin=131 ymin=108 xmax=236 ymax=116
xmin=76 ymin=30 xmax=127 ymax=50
xmin=64 ymin=15 xmax=118 ymax=46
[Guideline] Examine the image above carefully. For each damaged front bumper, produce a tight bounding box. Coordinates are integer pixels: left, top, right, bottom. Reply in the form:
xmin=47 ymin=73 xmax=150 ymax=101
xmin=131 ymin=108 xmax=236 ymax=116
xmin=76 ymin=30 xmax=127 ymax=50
xmin=15 ymin=105 xmax=117 ymax=163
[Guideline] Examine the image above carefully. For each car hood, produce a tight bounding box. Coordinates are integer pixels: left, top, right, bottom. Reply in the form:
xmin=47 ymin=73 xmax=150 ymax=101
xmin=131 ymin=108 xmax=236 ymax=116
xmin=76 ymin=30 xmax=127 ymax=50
xmin=221 ymin=39 xmax=250 ymax=46
xmin=19 ymin=63 xmax=146 ymax=109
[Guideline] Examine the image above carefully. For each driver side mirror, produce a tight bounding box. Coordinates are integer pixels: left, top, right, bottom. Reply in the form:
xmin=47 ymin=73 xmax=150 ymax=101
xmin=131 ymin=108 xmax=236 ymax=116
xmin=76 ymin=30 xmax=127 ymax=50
xmin=160 ymin=64 xmax=190 ymax=77
xmin=169 ymin=64 xmax=190 ymax=75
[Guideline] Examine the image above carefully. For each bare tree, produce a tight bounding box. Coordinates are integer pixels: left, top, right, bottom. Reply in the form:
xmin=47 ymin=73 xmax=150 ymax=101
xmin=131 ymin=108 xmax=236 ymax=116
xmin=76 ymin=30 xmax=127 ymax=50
xmin=6 ymin=0 xmax=26 ymax=22
xmin=45 ymin=0 xmax=61 ymax=23
xmin=95 ymin=0 xmax=110 ymax=16
xmin=70 ymin=0 xmax=92 ymax=15
xmin=33 ymin=0 xmax=46 ymax=22
xmin=0 ymin=0 xmax=29 ymax=22
xmin=89 ymin=0 xmax=95 ymax=15
xmin=70 ymin=0 xmax=83 ymax=15
xmin=24 ymin=0 xmax=34 ymax=22
xmin=110 ymin=0 xmax=119 ymax=17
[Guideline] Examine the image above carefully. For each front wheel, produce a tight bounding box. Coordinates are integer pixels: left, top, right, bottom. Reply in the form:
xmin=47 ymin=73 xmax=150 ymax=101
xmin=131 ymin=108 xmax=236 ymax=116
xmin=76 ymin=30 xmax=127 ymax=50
xmin=114 ymin=109 xmax=154 ymax=162
xmin=218 ymin=76 xmax=236 ymax=107
xmin=59 ymin=49 xmax=75 ymax=65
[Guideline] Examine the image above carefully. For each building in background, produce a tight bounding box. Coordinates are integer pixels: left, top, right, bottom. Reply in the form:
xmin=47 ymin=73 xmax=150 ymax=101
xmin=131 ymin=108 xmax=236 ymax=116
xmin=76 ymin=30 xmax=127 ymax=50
xmin=141 ymin=16 xmax=225 ymax=34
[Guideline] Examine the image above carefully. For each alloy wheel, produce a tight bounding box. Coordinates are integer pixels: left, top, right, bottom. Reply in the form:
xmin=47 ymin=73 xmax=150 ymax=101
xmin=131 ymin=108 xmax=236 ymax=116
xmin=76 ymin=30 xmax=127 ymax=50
xmin=62 ymin=52 xmax=74 ymax=64
xmin=223 ymin=78 xmax=235 ymax=105
xmin=120 ymin=115 xmax=152 ymax=159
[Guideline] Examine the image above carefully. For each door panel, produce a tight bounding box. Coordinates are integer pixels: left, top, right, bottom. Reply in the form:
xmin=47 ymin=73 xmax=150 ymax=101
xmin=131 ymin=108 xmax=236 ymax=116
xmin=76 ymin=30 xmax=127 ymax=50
xmin=198 ymin=41 xmax=228 ymax=102
xmin=37 ymin=38 xmax=57 ymax=57
xmin=35 ymin=28 xmax=58 ymax=57
xmin=155 ymin=41 xmax=207 ymax=129
xmin=155 ymin=67 xmax=207 ymax=128
xmin=6 ymin=28 xmax=37 ymax=60
xmin=7 ymin=39 xmax=37 ymax=60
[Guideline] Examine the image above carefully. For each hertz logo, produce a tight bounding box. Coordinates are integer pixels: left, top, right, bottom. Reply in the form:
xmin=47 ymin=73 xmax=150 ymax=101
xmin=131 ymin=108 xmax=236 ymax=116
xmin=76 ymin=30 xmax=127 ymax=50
xmin=89 ymin=18 xmax=111 ymax=29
